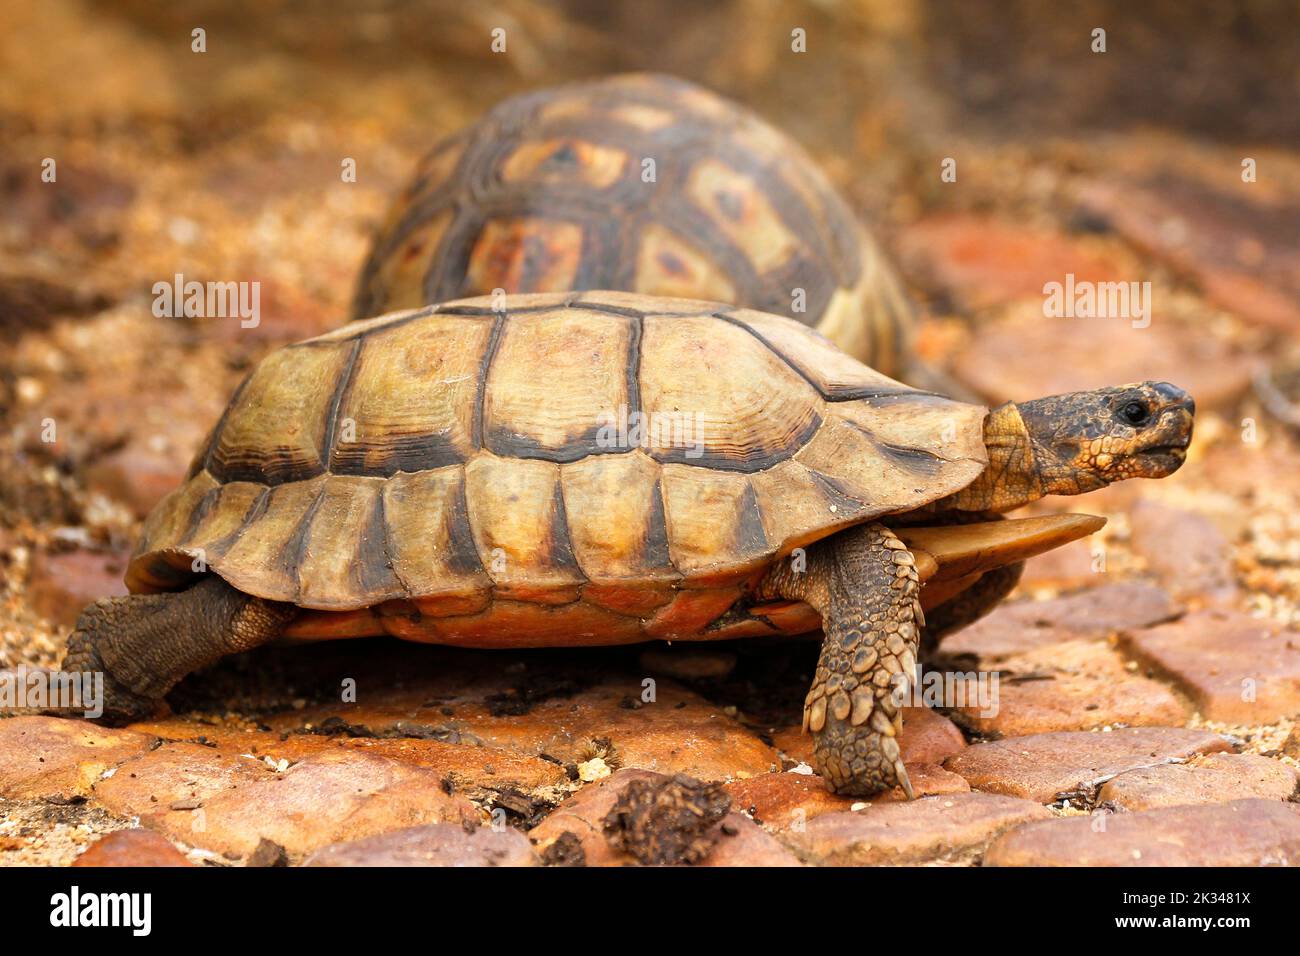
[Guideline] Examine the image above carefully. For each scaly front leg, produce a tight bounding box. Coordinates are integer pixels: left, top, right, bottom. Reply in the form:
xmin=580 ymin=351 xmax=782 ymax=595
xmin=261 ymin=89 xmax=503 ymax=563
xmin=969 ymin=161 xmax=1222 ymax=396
xmin=761 ymin=523 xmax=921 ymax=797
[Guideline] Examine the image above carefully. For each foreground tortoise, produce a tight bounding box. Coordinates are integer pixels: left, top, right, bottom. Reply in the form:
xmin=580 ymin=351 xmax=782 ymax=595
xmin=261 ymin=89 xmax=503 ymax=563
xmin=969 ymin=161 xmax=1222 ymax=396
xmin=63 ymin=292 xmax=1195 ymax=796
xmin=352 ymin=73 xmax=919 ymax=380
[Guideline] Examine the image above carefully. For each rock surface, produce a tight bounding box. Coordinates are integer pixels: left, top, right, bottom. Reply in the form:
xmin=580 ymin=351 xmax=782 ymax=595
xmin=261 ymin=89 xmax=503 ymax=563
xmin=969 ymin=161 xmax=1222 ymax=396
xmin=1120 ymin=610 xmax=1300 ymax=723
xmin=943 ymin=727 xmax=1234 ymax=803
xmin=985 ymin=800 xmax=1300 ymax=866
xmin=303 ymin=823 xmax=537 ymax=867
xmin=790 ymin=793 xmax=1052 ymax=865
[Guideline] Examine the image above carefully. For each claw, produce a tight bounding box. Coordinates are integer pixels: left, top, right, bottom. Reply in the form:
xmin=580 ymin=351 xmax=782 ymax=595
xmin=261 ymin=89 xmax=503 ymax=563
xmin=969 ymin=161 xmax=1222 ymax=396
xmin=895 ymin=760 xmax=915 ymax=799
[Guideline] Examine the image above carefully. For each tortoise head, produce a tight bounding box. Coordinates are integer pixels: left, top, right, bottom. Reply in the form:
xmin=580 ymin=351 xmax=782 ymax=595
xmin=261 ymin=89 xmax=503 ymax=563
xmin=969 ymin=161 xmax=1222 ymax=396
xmin=1014 ymin=381 xmax=1195 ymax=494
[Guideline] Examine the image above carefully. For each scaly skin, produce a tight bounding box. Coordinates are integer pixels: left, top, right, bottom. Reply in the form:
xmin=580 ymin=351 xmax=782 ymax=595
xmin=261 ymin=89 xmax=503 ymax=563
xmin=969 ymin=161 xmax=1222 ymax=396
xmin=932 ymin=382 xmax=1195 ymax=513
xmin=761 ymin=523 xmax=921 ymax=797
xmin=62 ymin=576 xmax=296 ymax=723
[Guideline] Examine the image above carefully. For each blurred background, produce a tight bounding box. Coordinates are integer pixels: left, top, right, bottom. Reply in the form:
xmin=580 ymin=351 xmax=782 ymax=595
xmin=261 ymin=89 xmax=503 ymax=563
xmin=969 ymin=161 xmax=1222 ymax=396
xmin=2 ymin=0 xmax=1300 ymax=658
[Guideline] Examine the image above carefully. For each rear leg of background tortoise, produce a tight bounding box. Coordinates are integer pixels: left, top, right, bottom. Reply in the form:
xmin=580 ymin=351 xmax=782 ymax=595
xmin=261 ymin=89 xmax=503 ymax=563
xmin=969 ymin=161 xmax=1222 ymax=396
xmin=761 ymin=522 xmax=921 ymax=798
xmin=919 ymin=561 xmax=1024 ymax=661
xmin=61 ymin=576 xmax=297 ymax=724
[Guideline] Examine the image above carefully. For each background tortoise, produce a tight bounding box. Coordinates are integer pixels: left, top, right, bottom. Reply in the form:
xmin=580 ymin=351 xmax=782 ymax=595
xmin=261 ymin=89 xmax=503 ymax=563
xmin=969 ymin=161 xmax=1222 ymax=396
xmin=352 ymin=73 xmax=919 ymax=380
xmin=62 ymin=292 xmax=1195 ymax=796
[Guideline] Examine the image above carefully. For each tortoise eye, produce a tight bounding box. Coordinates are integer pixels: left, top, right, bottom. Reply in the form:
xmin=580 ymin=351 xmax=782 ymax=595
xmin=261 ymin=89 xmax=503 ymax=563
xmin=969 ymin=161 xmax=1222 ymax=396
xmin=1119 ymin=401 xmax=1150 ymax=426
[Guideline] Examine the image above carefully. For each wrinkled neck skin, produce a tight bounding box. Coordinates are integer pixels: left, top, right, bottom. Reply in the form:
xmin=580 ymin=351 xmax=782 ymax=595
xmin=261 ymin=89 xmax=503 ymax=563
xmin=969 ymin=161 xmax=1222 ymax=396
xmin=931 ymin=403 xmax=1106 ymax=513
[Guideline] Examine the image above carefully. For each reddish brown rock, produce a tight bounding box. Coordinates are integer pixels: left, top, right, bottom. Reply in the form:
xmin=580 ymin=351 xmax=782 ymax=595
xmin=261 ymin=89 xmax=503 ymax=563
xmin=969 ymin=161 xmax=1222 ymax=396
xmin=726 ymin=765 xmax=970 ymax=829
xmin=957 ymin=670 xmax=1187 ymax=737
xmin=701 ymin=814 xmax=802 ymax=867
xmin=985 ymin=800 xmax=1300 ymax=866
xmin=1128 ymin=500 xmax=1238 ymax=606
xmin=771 ymin=706 xmax=965 ymax=768
xmin=145 ymin=749 xmax=480 ymax=860
xmin=26 ymin=548 xmax=129 ymax=627
xmin=1119 ymin=610 xmax=1300 ymax=723
xmin=0 ymin=716 xmax=155 ymax=801
xmin=954 ymin=641 xmax=1187 ymax=736
xmin=72 ymin=829 xmax=192 ymax=867
xmin=942 ymin=583 xmax=1179 ymax=660
xmin=1018 ymin=537 xmax=1100 ymax=592
xmin=943 ymin=727 xmax=1234 ymax=803
xmin=790 ymin=793 xmax=1051 ymax=865
xmin=1097 ymin=753 xmax=1299 ymax=810
xmin=274 ymin=682 xmax=779 ymax=782
xmin=897 ymin=214 xmax=1126 ymax=312
xmin=85 ymin=445 xmax=191 ymax=519
xmin=1077 ymin=168 xmax=1300 ymax=335
xmin=93 ymin=742 xmax=269 ymax=820
xmin=951 ymin=303 xmax=1254 ymax=411
xmin=302 ymin=823 xmax=537 ymax=867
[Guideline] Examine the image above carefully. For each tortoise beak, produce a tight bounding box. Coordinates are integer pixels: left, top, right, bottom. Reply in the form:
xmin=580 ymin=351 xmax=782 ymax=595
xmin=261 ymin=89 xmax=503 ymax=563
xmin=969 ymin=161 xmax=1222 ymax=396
xmin=1140 ymin=382 xmax=1195 ymax=472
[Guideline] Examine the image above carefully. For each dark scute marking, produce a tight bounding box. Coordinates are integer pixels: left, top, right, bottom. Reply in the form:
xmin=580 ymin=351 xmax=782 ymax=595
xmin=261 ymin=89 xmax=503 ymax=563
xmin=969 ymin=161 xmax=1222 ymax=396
xmin=473 ymin=312 xmax=508 ymax=449
xmin=178 ymin=485 xmax=222 ymax=548
xmin=709 ymin=311 xmax=943 ymax=404
xmin=322 ymin=339 xmax=363 ymax=467
xmin=658 ymin=250 xmax=688 ymax=277
xmin=210 ymin=452 xmax=326 ymax=487
xmin=650 ymin=410 xmax=821 ymax=473
xmin=643 ymin=479 xmax=675 ymax=572
xmin=732 ymin=480 xmax=770 ymax=555
xmin=356 ymin=491 xmax=404 ymax=597
xmin=331 ymin=434 xmax=466 ymax=477
xmin=546 ymin=482 xmax=584 ymax=576
xmin=842 ymin=419 xmax=947 ymax=478
xmin=625 ymin=312 xmax=643 ymax=419
xmin=484 ymin=425 xmax=616 ymax=464
xmin=807 ymin=469 xmax=871 ymax=516
xmin=713 ymin=187 xmax=745 ymax=221
xmin=447 ymin=473 xmax=488 ymax=577
xmin=545 ymin=142 xmax=579 ymax=167
xmin=201 ymin=371 xmax=255 ymax=478
xmin=204 ymin=486 xmax=272 ymax=562
xmin=143 ymin=554 xmax=197 ymax=590
xmin=274 ymin=484 xmax=327 ymax=600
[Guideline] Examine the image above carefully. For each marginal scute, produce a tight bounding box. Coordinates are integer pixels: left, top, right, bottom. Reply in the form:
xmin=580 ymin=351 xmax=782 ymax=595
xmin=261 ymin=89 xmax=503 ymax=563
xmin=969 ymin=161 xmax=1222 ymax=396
xmin=292 ymin=475 xmax=400 ymax=608
xmin=381 ymin=466 xmax=490 ymax=602
xmin=659 ymin=464 xmax=769 ymax=579
xmin=560 ymin=450 xmax=675 ymax=582
xmin=463 ymin=452 xmax=585 ymax=601
xmin=217 ymin=476 xmax=328 ymax=602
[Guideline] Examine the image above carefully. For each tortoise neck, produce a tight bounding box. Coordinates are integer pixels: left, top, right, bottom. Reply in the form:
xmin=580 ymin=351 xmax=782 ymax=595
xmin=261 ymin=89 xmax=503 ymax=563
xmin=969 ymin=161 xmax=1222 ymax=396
xmin=934 ymin=403 xmax=1046 ymax=512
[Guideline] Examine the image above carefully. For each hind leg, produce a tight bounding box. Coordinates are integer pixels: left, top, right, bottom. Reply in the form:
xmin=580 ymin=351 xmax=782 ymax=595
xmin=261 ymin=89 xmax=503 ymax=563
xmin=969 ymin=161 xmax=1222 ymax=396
xmin=62 ymin=576 xmax=296 ymax=722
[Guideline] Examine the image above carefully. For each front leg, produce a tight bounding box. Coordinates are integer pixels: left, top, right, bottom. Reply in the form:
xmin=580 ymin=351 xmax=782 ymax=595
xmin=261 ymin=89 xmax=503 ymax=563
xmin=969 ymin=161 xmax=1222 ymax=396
xmin=761 ymin=523 xmax=921 ymax=797
xmin=61 ymin=576 xmax=297 ymax=723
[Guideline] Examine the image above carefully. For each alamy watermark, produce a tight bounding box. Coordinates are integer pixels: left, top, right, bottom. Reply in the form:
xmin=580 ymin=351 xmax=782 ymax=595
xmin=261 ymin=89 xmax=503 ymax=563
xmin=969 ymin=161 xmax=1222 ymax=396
xmin=152 ymin=273 xmax=260 ymax=328
xmin=890 ymin=668 xmax=999 ymax=718
xmin=1043 ymin=273 xmax=1151 ymax=329
xmin=1 ymin=665 xmax=103 ymax=719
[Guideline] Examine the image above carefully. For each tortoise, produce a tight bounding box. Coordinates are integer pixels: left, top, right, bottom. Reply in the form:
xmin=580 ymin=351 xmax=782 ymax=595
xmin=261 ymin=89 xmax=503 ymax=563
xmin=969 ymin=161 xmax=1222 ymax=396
xmin=351 ymin=73 xmax=921 ymax=381
xmin=62 ymin=292 xmax=1196 ymax=797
